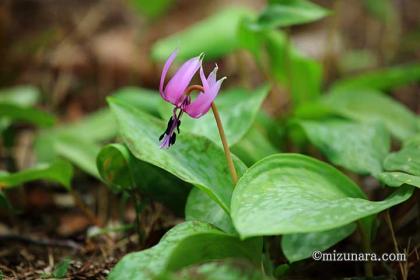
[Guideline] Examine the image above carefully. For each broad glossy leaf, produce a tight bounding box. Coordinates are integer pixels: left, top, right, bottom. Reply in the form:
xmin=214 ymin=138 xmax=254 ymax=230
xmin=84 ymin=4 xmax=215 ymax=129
xmin=331 ymin=63 xmax=420 ymax=92
xmin=0 ymin=160 xmax=73 ymax=190
xmin=109 ymin=98 xmax=247 ymax=212
xmin=281 ymin=223 xmax=356 ymax=262
xmin=108 ymin=221 xmax=262 ymax=280
xmin=0 ymin=104 xmax=55 ymax=127
xmin=185 ymin=188 xmax=235 ymax=234
xmin=158 ymin=260 xmax=270 ymax=280
xmin=151 ymin=7 xmax=253 ymax=61
xmin=159 ymin=86 xmax=269 ymax=147
xmin=231 ymin=154 xmax=413 ymax=238
xmin=379 ymin=172 xmax=420 ymax=188
xmin=323 ymin=89 xmax=417 ymax=140
xmin=298 ymin=119 xmax=390 ymax=176
xmin=0 ymin=85 xmax=40 ymax=107
xmin=255 ymin=0 xmax=329 ymax=29
xmin=97 ymin=144 xmax=190 ymax=213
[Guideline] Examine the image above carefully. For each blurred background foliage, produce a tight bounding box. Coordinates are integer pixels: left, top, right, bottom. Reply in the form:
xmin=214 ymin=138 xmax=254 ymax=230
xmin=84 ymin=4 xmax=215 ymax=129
xmin=0 ymin=0 xmax=419 ymax=278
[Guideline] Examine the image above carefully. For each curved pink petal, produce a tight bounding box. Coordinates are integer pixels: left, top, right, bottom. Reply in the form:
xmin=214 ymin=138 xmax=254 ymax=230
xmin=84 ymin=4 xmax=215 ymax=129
xmin=163 ymin=54 xmax=202 ymax=106
xmin=184 ymin=67 xmax=225 ymax=118
xmin=199 ymin=66 xmax=209 ymax=92
xmin=160 ymin=50 xmax=178 ymax=98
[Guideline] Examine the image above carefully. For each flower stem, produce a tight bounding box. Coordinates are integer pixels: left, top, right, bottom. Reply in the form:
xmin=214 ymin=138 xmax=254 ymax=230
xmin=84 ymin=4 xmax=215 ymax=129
xmin=184 ymin=85 xmax=239 ymax=186
xmin=357 ymin=221 xmax=373 ymax=277
xmin=211 ymin=102 xmax=238 ymax=186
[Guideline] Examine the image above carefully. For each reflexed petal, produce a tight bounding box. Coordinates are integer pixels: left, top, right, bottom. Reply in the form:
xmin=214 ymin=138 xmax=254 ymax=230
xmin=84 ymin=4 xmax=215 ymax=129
xmin=184 ymin=72 xmax=225 ymax=118
xmin=199 ymin=66 xmax=209 ymax=92
xmin=164 ymin=54 xmax=203 ymax=106
xmin=160 ymin=50 xmax=178 ymax=97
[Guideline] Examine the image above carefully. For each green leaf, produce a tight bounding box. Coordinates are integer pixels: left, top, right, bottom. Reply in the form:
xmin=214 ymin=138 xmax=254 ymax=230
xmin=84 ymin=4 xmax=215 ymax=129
xmin=158 ymin=260 xmax=271 ymax=280
xmin=53 ymin=134 xmax=101 ymax=178
xmin=255 ymin=0 xmax=329 ymax=29
xmin=288 ymin=55 xmax=322 ymax=106
xmin=363 ymin=0 xmax=396 ymax=22
xmin=264 ymin=31 xmax=322 ymax=106
xmin=185 ymin=188 xmax=236 ymax=234
xmin=383 ymin=136 xmax=420 ymax=176
xmin=108 ymin=221 xmax=262 ymax=280
xmin=0 ymin=160 xmax=73 ymax=190
xmin=0 ymin=85 xmax=40 ymax=107
xmin=380 ymin=135 xmax=420 ymax=188
xmin=129 ymin=0 xmax=173 ymax=18
xmin=35 ymin=133 xmax=101 ymax=178
xmin=151 ymin=7 xmax=254 ymax=61
xmin=109 ymin=98 xmax=247 ymax=213
xmin=113 ymin=87 xmax=162 ymax=117
xmin=379 ymin=172 xmax=420 ymax=188
xmin=231 ymin=125 xmax=279 ymax=166
xmin=52 ymin=257 xmax=71 ymax=278
xmin=298 ymin=119 xmax=390 ymax=176
xmin=0 ymin=103 xmax=55 ymax=127
xmin=323 ymin=89 xmax=418 ymax=140
xmin=159 ymin=86 xmax=269 ymax=147
xmin=231 ymin=154 xmax=413 ymax=238
xmin=330 ymin=63 xmax=420 ymax=92
xmin=54 ymin=109 xmax=116 ymax=142
xmin=0 ymin=190 xmax=12 ymax=210
xmin=281 ymin=223 xmax=356 ymax=262
xmin=97 ymin=144 xmax=190 ymax=213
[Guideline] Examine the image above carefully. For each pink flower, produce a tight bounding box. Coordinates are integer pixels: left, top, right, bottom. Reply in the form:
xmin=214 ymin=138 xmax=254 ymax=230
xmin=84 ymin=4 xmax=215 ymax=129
xmin=158 ymin=50 xmax=225 ymax=149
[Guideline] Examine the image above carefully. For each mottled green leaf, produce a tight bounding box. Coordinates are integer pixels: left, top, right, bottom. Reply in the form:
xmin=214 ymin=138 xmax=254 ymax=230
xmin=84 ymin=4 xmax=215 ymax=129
xmin=380 ymin=135 xmax=420 ymax=188
xmin=0 ymin=160 xmax=73 ymax=190
xmin=281 ymin=223 xmax=356 ymax=262
xmin=158 ymin=260 xmax=270 ymax=280
xmin=108 ymin=221 xmax=262 ymax=280
xmin=97 ymin=144 xmax=190 ymax=213
xmin=109 ymin=98 xmax=247 ymax=213
xmin=383 ymin=136 xmax=420 ymax=176
xmin=298 ymin=119 xmax=390 ymax=176
xmin=231 ymin=154 xmax=413 ymax=238
xmin=151 ymin=7 xmax=253 ymax=61
xmin=379 ymin=172 xmax=420 ymax=188
xmin=255 ymin=0 xmax=329 ymax=29
xmin=185 ymin=188 xmax=236 ymax=234
xmin=331 ymin=63 xmax=420 ymax=92
xmin=323 ymin=89 xmax=418 ymax=140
